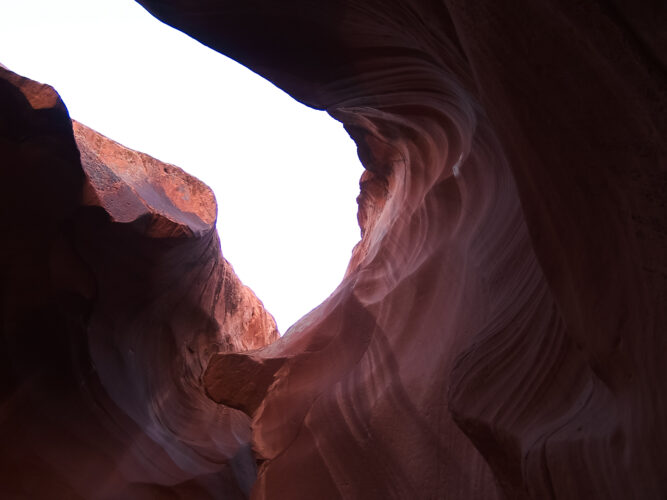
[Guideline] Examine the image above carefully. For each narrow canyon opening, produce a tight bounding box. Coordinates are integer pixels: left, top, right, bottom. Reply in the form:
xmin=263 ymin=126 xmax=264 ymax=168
xmin=1 ymin=0 xmax=663 ymax=498
xmin=0 ymin=0 xmax=364 ymax=333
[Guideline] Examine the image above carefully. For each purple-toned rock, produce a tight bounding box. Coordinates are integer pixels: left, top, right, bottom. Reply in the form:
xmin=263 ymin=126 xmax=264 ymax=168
xmin=137 ymin=1 xmax=666 ymax=499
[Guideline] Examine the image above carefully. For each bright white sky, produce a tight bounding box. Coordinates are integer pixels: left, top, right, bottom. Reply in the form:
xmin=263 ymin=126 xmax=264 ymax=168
xmin=0 ymin=0 xmax=363 ymax=333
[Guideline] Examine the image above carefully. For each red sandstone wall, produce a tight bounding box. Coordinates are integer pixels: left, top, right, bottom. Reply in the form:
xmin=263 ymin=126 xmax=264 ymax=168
xmin=0 ymin=0 xmax=665 ymax=497
xmin=137 ymin=1 xmax=666 ymax=499
xmin=0 ymin=65 xmax=277 ymax=499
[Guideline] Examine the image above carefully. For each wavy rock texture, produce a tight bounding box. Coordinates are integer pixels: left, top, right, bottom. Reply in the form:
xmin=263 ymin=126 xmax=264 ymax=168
xmin=135 ymin=0 xmax=667 ymax=499
xmin=0 ymin=65 xmax=277 ymax=499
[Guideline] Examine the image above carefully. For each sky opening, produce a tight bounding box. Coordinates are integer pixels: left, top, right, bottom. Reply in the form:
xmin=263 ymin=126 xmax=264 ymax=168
xmin=0 ymin=0 xmax=363 ymax=333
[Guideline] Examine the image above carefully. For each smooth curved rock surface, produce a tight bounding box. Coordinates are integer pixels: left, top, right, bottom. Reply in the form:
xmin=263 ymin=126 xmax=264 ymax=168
xmin=1 ymin=0 xmax=665 ymax=497
xmin=136 ymin=1 xmax=666 ymax=499
xmin=0 ymin=65 xmax=277 ymax=499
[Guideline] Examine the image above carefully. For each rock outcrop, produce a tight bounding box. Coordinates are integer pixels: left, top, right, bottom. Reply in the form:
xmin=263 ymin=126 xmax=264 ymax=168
xmin=133 ymin=1 xmax=665 ymax=499
xmin=0 ymin=65 xmax=277 ymax=499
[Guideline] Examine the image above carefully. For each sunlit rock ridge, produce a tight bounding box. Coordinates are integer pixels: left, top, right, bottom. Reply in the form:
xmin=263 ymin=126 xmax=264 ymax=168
xmin=0 ymin=65 xmax=277 ymax=499
xmin=2 ymin=0 xmax=667 ymax=498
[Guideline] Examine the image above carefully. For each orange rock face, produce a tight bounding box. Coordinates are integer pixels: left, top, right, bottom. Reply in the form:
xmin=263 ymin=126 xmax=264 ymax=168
xmin=0 ymin=65 xmax=277 ymax=499
xmin=134 ymin=1 xmax=665 ymax=499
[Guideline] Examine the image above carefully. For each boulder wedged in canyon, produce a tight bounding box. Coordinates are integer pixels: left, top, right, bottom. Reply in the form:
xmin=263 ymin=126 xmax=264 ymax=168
xmin=137 ymin=1 xmax=667 ymax=499
xmin=0 ymin=65 xmax=277 ymax=499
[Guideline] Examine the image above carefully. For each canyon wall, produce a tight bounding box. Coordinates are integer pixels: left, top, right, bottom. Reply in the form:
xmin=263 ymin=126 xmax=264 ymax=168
xmin=0 ymin=0 xmax=665 ymax=497
xmin=135 ymin=1 xmax=666 ymax=499
xmin=0 ymin=65 xmax=277 ymax=499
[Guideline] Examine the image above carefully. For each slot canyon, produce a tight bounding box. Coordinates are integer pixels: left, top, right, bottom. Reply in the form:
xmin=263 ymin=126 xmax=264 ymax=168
xmin=0 ymin=0 xmax=665 ymax=498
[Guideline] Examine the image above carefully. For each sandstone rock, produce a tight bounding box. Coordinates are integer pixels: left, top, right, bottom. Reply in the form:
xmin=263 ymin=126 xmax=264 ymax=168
xmin=2 ymin=0 xmax=665 ymax=496
xmin=0 ymin=65 xmax=277 ymax=499
xmin=136 ymin=1 xmax=667 ymax=499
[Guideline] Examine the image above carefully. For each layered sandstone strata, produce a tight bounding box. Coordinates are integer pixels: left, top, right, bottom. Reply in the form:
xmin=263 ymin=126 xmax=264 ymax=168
xmin=0 ymin=65 xmax=277 ymax=499
xmin=136 ymin=1 xmax=667 ymax=499
xmin=1 ymin=0 xmax=665 ymax=497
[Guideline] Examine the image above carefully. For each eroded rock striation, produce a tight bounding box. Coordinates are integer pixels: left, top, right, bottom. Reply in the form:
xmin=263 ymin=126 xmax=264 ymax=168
xmin=0 ymin=65 xmax=277 ymax=499
xmin=134 ymin=1 xmax=666 ymax=499
xmin=1 ymin=0 xmax=666 ymax=497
